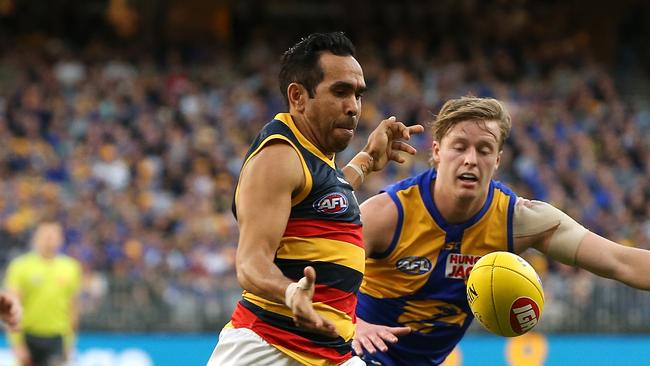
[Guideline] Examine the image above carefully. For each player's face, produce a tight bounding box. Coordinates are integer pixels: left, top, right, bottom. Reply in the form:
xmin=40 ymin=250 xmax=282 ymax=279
xmin=33 ymin=223 xmax=64 ymax=258
xmin=432 ymin=120 xmax=502 ymax=202
xmin=304 ymin=53 xmax=366 ymax=153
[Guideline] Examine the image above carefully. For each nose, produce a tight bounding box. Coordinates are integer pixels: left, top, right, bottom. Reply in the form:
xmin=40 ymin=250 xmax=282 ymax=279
xmin=344 ymin=96 xmax=359 ymax=117
xmin=464 ymin=148 xmax=478 ymax=166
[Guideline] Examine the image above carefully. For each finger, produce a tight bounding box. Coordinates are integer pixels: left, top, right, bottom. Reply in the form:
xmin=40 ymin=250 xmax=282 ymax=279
xmin=360 ymin=337 xmax=378 ymax=354
xmin=392 ymin=326 xmax=412 ymax=336
xmin=352 ymin=339 xmax=363 ymax=356
xmin=303 ymin=266 xmax=316 ymax=288
xmin=391 ymin=141 xmax=417 ymax=155
xmin=370 ymin=334 xmax=389 ymax=352
xmin=321 ymin=318 xmax=339 ymax=338
xmin=379 ymin=330 xmax=399 ymax=344
xmin=389 ymin=151 xmax=405 ymax=163
xmin=385 ymin=121 xmax=409 ymax=140
xmin=408 ymin=124 xmax=425 ymax=135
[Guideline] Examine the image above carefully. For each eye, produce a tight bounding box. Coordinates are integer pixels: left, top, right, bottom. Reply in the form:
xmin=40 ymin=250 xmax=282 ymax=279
xmin=355 ymin=93 xmax=363 ymax=100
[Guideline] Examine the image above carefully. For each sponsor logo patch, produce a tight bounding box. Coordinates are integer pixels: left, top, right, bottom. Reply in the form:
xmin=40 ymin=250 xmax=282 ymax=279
xmin=445 ymin=253 xmax=482 ymax=279
xmin=396 ymin=256 xmax=432 ymax=275
xmin=313 ymin=192 xmax=349 ymax=214
xmin=509 ymin=297 xmax=540 ymax=334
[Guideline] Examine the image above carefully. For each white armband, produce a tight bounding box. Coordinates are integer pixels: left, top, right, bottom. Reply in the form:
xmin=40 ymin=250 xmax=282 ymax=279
xmin=514 ymin=198 xmax=589 ymax=265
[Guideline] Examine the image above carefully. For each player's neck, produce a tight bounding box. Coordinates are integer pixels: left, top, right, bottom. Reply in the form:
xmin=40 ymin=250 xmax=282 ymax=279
xmin=289 ymin=112 xmax=333 ymax=159
xmin=433 ymin=184 xmax=486 ymax=224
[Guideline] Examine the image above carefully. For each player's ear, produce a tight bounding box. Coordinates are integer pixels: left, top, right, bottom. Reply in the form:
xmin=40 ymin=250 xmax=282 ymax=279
xmin=431 ymin=140 xmax=441 ymax=165
xmin=287 ymin=83 xmax=307 ymax=112
xmin=495 ymin=149 xmax=502 ymax=170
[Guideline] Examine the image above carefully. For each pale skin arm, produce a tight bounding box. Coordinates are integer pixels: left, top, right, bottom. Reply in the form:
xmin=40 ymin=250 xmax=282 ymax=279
xmin=525 ymin=230 xmax=650 ymax=290
xmin=351 ymin=193 xmax=411 ymax=356
xmin=235 ymin=142 xmax=337 ymax=337
xmin=342 ymin=117 xmax=424 ymax=190
xmin=513 ymin=199 xmax=650 ymax=290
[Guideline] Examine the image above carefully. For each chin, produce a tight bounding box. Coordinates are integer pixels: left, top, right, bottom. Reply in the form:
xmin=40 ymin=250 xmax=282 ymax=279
xmin=332 ymin=139 xmax=353 ymax=153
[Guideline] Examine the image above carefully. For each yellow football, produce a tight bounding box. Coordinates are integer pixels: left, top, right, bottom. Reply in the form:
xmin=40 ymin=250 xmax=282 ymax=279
xmin=466 ymin=251 xmax=544 ymax=337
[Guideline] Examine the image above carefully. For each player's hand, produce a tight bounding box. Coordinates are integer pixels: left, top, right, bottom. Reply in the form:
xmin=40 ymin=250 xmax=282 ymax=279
xmin=290 ymin=266 xmax=339 ymax=338
xmin=0 ymin=292 xmax=21 ymax=331
xmin=352 ymin=317 xmax=411 ymax=355
xmin=363 ymin=116 xmax=424 ymax=171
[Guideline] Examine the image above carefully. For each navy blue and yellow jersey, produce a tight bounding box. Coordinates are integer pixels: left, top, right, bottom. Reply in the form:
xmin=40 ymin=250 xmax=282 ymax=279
xmin=228 ymin=113 xmax=365 ymax=366
xmin=357 ymin=169 xmax=517 ymax=366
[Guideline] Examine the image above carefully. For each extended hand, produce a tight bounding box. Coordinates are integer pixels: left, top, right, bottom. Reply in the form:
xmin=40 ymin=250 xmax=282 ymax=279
xmin=363 ymin=116 xmax=425 ymax=171
xmin=352 ymin=317 xmax=411 ymax=355
xmin=0 ymin=292 xmax=21 ymax=331
xmin=289 ymin=266 xmax=339 ymax=338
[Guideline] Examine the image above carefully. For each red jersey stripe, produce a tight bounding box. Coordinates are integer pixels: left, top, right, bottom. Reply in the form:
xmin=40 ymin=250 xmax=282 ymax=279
xmin=231 ymin=302 xmax=351 ymax=363
xmin=312 ymin=284 xmax=358 ymax=318
xmin=284 ymin=218 xmax=363 ymax=248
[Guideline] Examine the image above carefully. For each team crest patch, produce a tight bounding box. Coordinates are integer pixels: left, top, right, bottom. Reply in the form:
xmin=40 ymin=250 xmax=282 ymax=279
xmin=313 ymin=192 xmax=349 ymax=214
xmin=396 ymin=256 xmax=432 ymax=275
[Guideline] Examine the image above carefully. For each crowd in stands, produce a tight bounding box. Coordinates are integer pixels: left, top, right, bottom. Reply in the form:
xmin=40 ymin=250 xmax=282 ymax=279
xmin=0 ymin=32 xmax=648 ymax=331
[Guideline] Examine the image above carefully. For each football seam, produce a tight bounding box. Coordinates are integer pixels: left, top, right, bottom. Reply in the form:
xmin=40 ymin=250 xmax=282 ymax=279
xmin=490 ymin=265 xmax=505 ymax=336
xmin=491 ymin=265 xmax=544 ymax=303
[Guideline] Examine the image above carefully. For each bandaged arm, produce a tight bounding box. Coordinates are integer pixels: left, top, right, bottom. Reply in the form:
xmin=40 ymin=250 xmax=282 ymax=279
xmin=513 ymin=198 xmax=588 ymax=265
xmin=514 ymin=198 xmax=650 ymax=290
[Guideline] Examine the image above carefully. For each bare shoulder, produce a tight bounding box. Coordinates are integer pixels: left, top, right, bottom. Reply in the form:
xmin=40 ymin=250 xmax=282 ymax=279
xmin=360 ymin=192 xmax=399 ymax=256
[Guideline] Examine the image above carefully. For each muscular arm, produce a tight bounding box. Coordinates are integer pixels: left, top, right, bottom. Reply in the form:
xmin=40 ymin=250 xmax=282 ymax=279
xmin=513 ymin=198 xmax=650 ymax=290
xmin=360 ymin=192 xmax=398 ymax=257
xmin=575 ymin=232 xmax=650 ymax=290
xmin=235 ymin=142 xmax=304 ymax=304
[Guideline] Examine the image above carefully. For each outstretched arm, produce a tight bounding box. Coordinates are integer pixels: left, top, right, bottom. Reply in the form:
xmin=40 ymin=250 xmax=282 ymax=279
xmin=514 ymin=198 xmax=650 ymax=290
xmin=575 ymin=232 xmax=650 ymax=290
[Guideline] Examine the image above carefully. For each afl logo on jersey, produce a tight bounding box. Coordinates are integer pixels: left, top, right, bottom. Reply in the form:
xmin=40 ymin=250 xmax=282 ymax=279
xmin=396 ymin=256 xmax=432 ymax=275
xmin=313 ymin=192 xmax=349 ymax=214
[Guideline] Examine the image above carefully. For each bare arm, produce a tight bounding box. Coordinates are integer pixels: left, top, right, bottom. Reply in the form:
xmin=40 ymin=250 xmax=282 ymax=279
xmin=513 ymin=198 xmax=650 ymax=290
xmin=235 ymin=142 xmax=304 ymax=303
xmin=575 ymin=232 xmax=650 ymax=290
xmin=235 ymin=142 xmax=337 ymax=336
xmin=360 ymin=192 xmax=399 ymax=257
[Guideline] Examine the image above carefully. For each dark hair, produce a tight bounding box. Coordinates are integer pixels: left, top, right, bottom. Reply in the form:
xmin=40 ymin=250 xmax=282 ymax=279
xmin=279 ymin=32 xmax=356 ymax=107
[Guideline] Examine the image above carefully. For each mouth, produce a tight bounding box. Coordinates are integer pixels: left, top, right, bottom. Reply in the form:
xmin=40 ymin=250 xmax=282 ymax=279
xmin=457 ymin=173 xmax=479 ymax=185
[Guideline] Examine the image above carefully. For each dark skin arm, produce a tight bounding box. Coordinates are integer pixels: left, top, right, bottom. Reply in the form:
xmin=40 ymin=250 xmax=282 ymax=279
xmin=235 ymin=142 xmax=337 ymax=337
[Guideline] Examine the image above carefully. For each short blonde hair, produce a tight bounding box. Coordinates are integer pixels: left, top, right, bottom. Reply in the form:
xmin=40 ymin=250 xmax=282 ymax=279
xmin=431 ymin=97 xmax=512 ymax=150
